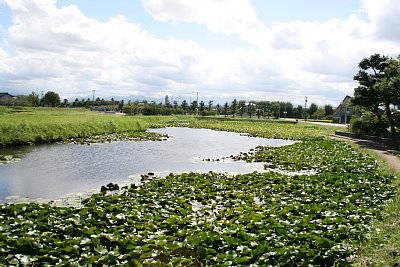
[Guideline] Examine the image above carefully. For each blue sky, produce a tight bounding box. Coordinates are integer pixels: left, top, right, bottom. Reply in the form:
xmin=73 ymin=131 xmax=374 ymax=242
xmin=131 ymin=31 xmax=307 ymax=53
xmin=0 ymin=0 xmax=399 ymax=105
xmin=54 ymin=0 xmax=366 ymax=50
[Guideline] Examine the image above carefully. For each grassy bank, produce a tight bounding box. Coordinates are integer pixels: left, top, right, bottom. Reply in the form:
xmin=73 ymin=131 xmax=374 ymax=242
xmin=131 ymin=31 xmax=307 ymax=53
xmin=352 ymin=148 xmax=400 ymax=266
xmin=0 ymin=107 xmax=174 ymax=146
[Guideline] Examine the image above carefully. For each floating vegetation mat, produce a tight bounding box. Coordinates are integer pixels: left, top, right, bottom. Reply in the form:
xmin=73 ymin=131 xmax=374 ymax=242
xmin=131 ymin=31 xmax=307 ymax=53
xmin=0 ymin=136 xmax=397 ymax=266
xmin=65 ymin=132 xmax=168 ymax=145
xmin=0 ymin=154 xmax=21 ymax=164
xmin=0 ymin=170 xmax=395 ymax=266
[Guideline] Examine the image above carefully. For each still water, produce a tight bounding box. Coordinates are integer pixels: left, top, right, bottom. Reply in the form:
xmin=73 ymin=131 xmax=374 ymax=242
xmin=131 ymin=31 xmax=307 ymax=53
xmin=0 ymin=127 xmax=294 ymax=202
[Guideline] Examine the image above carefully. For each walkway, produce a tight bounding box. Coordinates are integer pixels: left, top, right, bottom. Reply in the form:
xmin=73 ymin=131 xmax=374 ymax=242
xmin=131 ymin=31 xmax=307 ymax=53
xmin=331 ymin=134 xmax=400 ymax=172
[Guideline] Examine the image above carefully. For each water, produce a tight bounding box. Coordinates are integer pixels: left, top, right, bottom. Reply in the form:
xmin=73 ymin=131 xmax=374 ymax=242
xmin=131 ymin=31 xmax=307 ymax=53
xmin=0 ymin=127 xmax=294 ymax=202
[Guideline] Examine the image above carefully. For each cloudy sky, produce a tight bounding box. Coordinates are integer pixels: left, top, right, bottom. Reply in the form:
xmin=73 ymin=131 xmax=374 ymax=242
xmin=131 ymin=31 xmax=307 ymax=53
xmin=0 ymin=0 xmax=399 ymax=105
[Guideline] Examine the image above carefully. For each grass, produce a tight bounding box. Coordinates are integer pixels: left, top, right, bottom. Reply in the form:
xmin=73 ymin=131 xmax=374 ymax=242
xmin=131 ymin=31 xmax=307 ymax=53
xmin=356 ymin=197 xmax=400 ymax=266
xmin=0 ymin=107 xmax=174 ymax=146
xmin=351 ymin=147 xmax=400 ymax=266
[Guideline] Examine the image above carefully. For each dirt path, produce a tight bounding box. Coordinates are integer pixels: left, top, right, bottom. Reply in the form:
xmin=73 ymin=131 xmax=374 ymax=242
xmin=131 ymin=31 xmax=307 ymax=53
xmin=331 ymin=134 xmax=400 ymax=173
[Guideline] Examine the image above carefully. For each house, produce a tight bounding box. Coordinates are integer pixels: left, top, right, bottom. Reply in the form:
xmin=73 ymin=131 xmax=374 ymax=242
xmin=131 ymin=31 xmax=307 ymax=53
xmin=0 ymin=93 xmax=16 ymax=105
xmin=0 ymin=92 xmax=14 ymax=100
xmin=333 ymin=95 xmax=358 ymax=124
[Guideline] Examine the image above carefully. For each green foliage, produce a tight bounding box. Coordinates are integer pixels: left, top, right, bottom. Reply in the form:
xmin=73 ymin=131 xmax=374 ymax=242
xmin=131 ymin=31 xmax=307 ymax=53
xmin=350 ymin=115 xmax=389 ymax=136
xmin=238 ymin=137 xmax=378 ymax=174
xmin=324 ymin=105 xmax=334 ymax=116
xmin=123 ymin=102 xmax=187 ymax=116
xmin=308 ymin=103 xmax=318 ymax=118
xmin=353 ymin=53 xmax=400 ymax=135
xmin=28 ymin=92 xmax=40 ymax=107
xmin=41 ymin=91 xmax=61 ymax=107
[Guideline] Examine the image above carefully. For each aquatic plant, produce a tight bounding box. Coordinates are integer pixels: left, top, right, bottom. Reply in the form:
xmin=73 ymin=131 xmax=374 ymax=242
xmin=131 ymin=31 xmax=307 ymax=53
xmin=234 ymin=137 xmax=377 ymax=174
xmin=0 ymin=169 xmax=395 ymax=266
xmin=184 ymin=117 xmax=343 ymax=140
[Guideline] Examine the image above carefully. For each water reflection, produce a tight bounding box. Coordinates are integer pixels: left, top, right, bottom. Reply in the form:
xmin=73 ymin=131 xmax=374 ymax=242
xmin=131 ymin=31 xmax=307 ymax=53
xmin=0 ymin=127 xmax=294 ymax=201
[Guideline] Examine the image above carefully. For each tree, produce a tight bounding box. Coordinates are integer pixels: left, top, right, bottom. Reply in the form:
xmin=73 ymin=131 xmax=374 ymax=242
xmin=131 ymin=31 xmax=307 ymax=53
xmin=308 ymin=103 xmax=318 ymax=119
xmin=280 ymin=102 xmax=293 ymax=118
xmin=208 ymin=100 xmax=213 ymax=111
xmin=324 ymin=104 xmax=334 ymax=116
xmin=190 ymin=101 xmax=198 ymax=114
xmin=260 ymin=101 xmax=272 ymax=118
xmin=271 ymin=102 xmax=280 ymax=118
xmin=181 ymin=100 xmax=188 ymax=111
xmin=223 ymin=102 xmax=229 ymax=116
xmin=215 ymin=104 xmax=221 ymax=114
xmin=41 ymin=91 xmax=61 ymax=107
xmin=293 ymin=105 xmax=303 ymax=119
xmin=247 ymin=102 xmax=255 ymax=118
xmin=28 ymin=91 xmax=40 ymax=107
xmin=238 ymin=100 xmax=246 ymax=117
xmin=231 ymin=99 xmax=237 ymax=117
xmin=199 ymin=101 xmax=205 ymax=112
xmin=353 ymin=53 xmax=399 ymax=135
xmin=118 ymin=100 xmax=124 ymax=112
xmin=314 ymin=108 xmax=325 ymax=120
xmin=62 ymin=98 xmax=69 ymax=107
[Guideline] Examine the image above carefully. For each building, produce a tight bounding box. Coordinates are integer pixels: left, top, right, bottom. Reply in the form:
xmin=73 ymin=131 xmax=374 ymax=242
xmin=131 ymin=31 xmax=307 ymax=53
xmin=0 ymin=93 xmax=16 ymax=105
xmin=333 ymin=95 xmax=358 ymax=124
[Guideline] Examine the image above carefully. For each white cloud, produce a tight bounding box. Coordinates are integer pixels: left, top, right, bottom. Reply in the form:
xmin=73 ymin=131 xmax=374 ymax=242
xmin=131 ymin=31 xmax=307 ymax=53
xmin=361 ymin=0 xmax=400 ymax=44
xmin=1 ymin=0 xmax=400 ymax=105
xmin=142 ymin=0 xmax=258 ymax=33
xmin=141 ymin=0 xmax=271 ymax=47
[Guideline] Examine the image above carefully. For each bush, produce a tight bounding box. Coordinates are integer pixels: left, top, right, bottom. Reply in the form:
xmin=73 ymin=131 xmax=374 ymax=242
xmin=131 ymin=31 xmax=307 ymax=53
xmin=330 ymin=117 xmax=340 ymax=123
xmin=350 ymin=117 xmax=367 ymax=135
xmin=350 ymin=115 xmax=389 ymax=136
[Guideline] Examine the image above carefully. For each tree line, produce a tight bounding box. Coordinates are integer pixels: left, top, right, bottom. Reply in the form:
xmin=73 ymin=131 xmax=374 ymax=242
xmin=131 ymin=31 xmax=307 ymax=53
xmin=121 ymin=99 xmax=335 ymax=120
xmin=1 ymin=91 xmax=334 ymax=120
xmin=2 ymin=90 xmax=337 ymax=120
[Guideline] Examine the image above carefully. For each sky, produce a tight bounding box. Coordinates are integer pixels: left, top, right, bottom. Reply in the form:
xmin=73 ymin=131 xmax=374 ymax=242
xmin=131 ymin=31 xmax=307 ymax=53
xmin=0 ymin=0 xmax=400 ymax=106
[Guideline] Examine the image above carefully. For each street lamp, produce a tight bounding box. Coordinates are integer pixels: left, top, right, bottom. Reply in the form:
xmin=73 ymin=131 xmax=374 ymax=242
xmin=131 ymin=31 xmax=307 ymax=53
xmin=304 ymin=96 xmax=308 ymax=122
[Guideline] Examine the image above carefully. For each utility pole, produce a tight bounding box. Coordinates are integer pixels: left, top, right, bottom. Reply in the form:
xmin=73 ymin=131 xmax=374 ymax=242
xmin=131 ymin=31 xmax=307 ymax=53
xmin=196 ymin=92 xmax=199 ymax=115
xmin=304 ymin=96 xmax=308 ymax=122
xmin=92 ymin=90 xmax=96 ymax=102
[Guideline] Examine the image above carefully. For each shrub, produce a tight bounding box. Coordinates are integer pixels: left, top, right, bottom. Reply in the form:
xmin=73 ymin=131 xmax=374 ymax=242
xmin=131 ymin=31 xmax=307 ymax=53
xmin=350 ymin=115 xmax=389 ymax=136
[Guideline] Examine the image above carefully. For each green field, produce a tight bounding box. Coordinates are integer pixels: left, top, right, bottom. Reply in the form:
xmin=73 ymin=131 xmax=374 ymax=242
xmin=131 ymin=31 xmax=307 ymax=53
xmin=0 ymin=108 xmax=399 ymax=266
